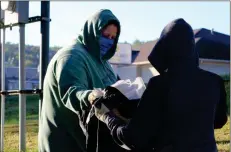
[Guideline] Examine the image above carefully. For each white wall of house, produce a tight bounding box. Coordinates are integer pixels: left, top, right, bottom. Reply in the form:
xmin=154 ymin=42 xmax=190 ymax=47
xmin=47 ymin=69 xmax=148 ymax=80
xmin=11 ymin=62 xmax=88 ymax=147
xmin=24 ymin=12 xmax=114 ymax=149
xmin=112 ymin=65 xmax=138 ymax=82
xmin=138 ymin=64 xmax=159 ymax=83
xmin=112 ymin=59 xmax=230 ymax=84
xmin=199 ymin=62 xmax=230 ymax=76
xmin=112 ymin=64 xmax=159 ymax=84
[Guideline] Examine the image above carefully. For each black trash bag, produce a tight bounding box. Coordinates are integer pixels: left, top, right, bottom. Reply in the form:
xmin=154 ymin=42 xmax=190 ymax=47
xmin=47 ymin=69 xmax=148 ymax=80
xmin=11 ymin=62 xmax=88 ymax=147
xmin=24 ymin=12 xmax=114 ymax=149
xmin=96 ymin=86 xmax=140 ymax=118
xmin=85 ymin=86 xmax=140 ymax=152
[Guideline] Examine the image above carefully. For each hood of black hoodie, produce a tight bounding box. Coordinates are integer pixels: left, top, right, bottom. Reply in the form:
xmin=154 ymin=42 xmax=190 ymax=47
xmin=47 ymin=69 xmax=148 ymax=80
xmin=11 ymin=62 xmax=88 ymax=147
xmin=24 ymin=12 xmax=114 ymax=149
xmin=148 ymin=18 xmax=199 ymax=73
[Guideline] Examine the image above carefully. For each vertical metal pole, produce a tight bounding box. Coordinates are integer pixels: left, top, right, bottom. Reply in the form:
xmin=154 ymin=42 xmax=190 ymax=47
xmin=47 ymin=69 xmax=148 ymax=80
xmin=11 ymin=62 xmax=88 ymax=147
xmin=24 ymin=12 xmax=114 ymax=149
xmin=39 ymin=1 xmax=50 ymax=122
xmin=0 ymin=28 xmax=5 ymax=152
xmin=0 ymin=8 xmax=2 ymax=151
xmin=19 ymin=23 xmax=26 ymax=152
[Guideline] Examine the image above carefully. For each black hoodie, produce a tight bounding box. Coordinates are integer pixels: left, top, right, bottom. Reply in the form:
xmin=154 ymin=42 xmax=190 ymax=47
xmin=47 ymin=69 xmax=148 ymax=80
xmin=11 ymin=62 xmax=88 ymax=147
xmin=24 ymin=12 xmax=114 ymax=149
xmin=102 ymin=18 xmax=228 ymax=152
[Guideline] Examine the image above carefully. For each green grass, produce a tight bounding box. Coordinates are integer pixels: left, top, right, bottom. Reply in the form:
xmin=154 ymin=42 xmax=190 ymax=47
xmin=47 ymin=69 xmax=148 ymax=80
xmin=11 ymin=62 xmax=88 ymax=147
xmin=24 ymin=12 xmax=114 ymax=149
xmin=2 ymin=95 xmax=39 ymax=152
xmin=224 ymin=81 xmax=230 ymax=114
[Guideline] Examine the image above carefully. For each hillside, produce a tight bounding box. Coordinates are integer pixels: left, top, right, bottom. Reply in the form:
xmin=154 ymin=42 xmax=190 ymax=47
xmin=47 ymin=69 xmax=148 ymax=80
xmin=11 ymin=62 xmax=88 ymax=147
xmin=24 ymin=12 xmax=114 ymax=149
xmin=2 ymin=42 xmax=61 ymax=68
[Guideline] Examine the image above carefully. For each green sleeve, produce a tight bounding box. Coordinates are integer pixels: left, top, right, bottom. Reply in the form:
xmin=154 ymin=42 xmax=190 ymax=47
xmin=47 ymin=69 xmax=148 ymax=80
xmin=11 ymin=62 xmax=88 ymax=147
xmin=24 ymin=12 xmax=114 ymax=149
xmin=55 ymin=55 xmax=92 ymax=113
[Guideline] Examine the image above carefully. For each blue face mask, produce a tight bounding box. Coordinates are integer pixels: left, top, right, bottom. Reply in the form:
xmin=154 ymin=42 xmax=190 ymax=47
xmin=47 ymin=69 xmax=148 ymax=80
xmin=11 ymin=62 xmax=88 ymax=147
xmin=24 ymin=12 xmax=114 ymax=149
xmin=99 ymin=36 xmax=114 ymax=57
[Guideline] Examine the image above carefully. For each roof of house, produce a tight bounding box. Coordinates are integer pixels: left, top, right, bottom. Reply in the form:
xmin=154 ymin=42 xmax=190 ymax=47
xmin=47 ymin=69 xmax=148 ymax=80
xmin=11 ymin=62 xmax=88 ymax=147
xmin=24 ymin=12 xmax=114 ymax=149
xmin=194 ymin=28 xmax=230 ymax=46
xmin=133 ymin=40 xmax=158 ymax=63
xmin=195 ymin=37 xmax=230 ymax=60
xmin=132 ymin=28 xmax=230 ymax=63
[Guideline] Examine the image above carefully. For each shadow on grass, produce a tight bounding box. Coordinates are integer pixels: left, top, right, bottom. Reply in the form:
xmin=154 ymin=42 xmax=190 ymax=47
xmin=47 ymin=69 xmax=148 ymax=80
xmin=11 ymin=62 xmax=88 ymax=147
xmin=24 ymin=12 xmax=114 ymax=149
xmin=216 ymin=140 xmax=230 ymax=144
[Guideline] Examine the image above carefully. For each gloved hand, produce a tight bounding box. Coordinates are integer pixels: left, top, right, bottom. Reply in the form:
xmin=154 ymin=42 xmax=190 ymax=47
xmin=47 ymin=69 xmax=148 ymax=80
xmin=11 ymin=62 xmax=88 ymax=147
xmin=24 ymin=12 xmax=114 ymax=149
xmin=88 ymin=89 xmax=105 ymax=104
xmin=94 ymin=103 xmax=110 ymax=122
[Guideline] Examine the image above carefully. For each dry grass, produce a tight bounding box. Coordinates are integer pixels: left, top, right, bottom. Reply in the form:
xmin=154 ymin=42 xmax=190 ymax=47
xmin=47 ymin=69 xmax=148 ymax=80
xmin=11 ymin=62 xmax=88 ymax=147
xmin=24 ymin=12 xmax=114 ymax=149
xmin=215 ymin=118 xmax=230 ymax=152
xmin=4 ymin=121 xmax=38 ymax=152
xmin=1 ymin=118 xmax=229 ymax=152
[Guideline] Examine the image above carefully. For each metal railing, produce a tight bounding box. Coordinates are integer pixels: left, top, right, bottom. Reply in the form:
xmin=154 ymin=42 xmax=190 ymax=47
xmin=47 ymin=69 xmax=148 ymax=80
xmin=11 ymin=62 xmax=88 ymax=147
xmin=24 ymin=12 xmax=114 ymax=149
xmin=0 ymin=1 xmax=50 ymax=152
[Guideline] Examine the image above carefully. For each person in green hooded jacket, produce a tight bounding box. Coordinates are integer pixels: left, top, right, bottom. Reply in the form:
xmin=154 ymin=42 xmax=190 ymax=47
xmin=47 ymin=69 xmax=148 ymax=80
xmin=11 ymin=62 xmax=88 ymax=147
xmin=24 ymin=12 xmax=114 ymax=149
xmin=38 ymin=9 xmax=129 ymax=152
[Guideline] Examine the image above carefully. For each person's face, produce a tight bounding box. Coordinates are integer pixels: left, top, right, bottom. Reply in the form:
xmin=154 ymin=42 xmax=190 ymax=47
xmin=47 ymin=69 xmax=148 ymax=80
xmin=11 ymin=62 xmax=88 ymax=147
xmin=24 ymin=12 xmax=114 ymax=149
xmin=101 ymin=24 xmax=118 ymax=40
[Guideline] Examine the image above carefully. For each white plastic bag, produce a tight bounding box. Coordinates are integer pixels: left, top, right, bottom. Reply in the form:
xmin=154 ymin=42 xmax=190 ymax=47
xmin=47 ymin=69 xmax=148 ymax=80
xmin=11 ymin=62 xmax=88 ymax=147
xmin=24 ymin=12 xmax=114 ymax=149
xmin=111 ymin=79 xmax=133 ymax=94
xmin=132 ymin=77 xmax=146 ymax=99
xmin=111 ymin=77 xmax=146 ymax=100
xmin=127 ymin=77 xmax=146 ymax=100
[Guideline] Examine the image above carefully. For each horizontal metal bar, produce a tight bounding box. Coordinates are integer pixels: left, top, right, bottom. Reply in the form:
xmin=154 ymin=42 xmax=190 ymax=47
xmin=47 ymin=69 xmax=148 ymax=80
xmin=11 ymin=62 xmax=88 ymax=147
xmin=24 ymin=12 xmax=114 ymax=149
xmin=28 ymin=16 xmax=42 ymax=23
xmin=0 ymin=16 xmax=51 ymax=30
xmin=0 ymin=89 xmax=42 ymax=96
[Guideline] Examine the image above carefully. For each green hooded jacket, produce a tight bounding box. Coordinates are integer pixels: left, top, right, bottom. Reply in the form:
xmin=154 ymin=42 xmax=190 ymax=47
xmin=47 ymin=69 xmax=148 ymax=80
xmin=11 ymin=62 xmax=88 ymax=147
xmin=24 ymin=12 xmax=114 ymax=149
xmin=38 ymin=9 xmax=121 ymax=152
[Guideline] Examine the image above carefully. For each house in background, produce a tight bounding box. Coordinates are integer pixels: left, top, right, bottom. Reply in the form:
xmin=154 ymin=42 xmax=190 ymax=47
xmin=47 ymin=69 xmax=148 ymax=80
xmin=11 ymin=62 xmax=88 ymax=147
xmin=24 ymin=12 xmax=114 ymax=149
xmin=0 ymin=49 xmax=58 ymax=90
xmin=112 ymin=28 xmax=230 ymax=84
xmin=4 ymin=67 xmax=39 ymax=90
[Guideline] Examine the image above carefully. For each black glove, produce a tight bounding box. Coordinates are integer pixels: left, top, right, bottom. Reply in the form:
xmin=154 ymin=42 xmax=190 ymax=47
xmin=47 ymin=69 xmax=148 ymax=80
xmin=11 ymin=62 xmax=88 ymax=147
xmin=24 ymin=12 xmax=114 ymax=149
xmin=93 ymin=102 xmax=110 ymax=122
xmin=101 ymin=86 xmax=139 ymax=119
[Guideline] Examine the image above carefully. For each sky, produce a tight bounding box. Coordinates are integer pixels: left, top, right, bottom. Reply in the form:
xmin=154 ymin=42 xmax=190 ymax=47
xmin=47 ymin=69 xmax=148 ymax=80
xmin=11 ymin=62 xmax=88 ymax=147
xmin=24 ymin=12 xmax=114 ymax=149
xmin=3 ymin=1 xmax=230 ymax=47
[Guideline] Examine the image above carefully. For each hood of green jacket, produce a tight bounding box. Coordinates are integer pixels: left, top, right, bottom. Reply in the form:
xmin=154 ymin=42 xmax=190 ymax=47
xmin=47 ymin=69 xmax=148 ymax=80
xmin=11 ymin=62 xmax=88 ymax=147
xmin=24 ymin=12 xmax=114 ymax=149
xmin=77 ymin=9 xmax=121 ymax=61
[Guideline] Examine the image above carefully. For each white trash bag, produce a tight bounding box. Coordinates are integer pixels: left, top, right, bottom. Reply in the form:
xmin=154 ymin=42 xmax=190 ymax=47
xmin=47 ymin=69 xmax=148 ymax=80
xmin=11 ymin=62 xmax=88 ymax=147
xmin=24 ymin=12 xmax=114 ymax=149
xmin=111 ymin=77 xmax=146 ymax=100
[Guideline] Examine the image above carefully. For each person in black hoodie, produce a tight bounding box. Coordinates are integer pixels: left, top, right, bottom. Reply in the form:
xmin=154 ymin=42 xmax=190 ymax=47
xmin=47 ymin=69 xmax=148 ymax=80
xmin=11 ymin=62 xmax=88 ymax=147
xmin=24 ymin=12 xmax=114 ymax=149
xmin=93 ymin=18 xmax=228 ymax=152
